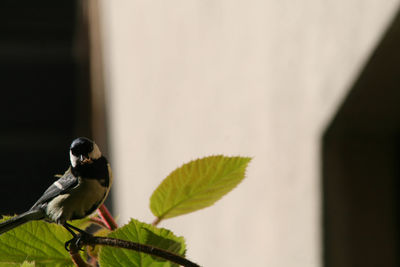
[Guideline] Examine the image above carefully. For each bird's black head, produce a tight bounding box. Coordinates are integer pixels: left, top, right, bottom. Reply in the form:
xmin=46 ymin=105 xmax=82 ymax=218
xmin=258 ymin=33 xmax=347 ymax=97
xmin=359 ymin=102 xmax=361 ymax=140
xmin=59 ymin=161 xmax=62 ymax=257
xmin=69 ymin=137 xmax=102 ymax=168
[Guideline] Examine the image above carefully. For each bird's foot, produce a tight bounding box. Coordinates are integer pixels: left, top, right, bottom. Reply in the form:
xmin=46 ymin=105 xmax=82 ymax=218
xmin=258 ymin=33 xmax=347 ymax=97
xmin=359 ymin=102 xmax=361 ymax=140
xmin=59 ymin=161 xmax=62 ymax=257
xmin=64 ymin=232 xmax=92 ymax=252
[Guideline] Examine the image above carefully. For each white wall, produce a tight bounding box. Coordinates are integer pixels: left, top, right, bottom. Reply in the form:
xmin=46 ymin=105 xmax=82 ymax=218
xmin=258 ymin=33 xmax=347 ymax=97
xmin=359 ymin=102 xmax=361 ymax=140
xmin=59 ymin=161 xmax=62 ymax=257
xmin=98 ymin=1 xmax=399 ymax=266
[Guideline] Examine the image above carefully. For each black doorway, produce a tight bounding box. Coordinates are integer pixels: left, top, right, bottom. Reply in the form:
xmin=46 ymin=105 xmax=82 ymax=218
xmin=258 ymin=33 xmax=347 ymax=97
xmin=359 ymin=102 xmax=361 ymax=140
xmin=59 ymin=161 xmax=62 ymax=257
xmin=0 ymin=1 xmax=92 ymax=214
xmin=323 ymin=9 xmax=400 ymax=267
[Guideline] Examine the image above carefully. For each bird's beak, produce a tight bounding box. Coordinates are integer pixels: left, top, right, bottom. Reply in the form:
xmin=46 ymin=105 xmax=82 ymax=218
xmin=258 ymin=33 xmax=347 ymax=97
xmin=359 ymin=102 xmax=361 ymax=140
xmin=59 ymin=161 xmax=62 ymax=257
xmin=79 ymin=155 xmax=93 ymax=164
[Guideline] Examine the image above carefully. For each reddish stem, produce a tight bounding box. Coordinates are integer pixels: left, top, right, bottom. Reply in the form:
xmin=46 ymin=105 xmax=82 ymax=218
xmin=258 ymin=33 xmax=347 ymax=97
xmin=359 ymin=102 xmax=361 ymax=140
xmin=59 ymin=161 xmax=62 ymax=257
xmin=89 ymin=217 xmax=109 ymax=229
xmin=98 ymin=204 xmax=118 ymax=230
xmin=69 ymin=245 xmax=92 ymax=267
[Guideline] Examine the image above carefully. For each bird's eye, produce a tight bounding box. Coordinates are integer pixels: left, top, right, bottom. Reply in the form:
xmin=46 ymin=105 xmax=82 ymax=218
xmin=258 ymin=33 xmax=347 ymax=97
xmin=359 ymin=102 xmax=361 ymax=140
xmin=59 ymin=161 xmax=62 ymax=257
xmin=71 ymin=147 xmax=81 ymax=156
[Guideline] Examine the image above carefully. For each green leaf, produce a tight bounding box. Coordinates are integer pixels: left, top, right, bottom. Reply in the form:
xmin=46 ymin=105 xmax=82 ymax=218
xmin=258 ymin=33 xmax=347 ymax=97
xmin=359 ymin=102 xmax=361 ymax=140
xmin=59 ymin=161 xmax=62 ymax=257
xmin=150 ymin=155 xmax=251 ymax=220
xmin=70 ymin=216 xmax=92 ymax=230
xmin=0 ymin=261 xmax=35 ymax=267
xmin=20 ymin=261 xmax=35 ymax=267
xmin=0 ymin=217 xmax=75 ymax=267
xmin=99 ymin=218 xmax=186 ymax=267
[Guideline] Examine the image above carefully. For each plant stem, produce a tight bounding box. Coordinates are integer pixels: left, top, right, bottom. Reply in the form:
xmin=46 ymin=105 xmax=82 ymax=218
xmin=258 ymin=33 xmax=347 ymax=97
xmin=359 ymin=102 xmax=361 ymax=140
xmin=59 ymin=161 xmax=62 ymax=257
xmin=98 ymin=205 xmax=118 ymax=230
xmin=69 ymin=246 xmax=92 ymax=267
xmin=89 ymin=217 xmax=109 ymax=229
xmin=79 ymin=235 xmax=200 ymax=267
xmin=151 ymin=216 xmax=162 ymax=226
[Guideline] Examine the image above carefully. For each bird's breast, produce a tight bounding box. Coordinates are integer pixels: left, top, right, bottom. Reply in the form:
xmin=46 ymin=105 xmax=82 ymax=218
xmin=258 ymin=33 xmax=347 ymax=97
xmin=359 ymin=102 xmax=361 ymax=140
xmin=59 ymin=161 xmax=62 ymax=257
xmin=46 ymin=178 xmax=108 ymax=224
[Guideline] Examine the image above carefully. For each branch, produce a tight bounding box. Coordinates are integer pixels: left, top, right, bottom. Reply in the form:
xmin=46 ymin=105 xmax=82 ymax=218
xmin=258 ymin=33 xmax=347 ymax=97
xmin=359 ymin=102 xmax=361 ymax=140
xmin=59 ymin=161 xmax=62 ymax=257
xmin=78 ymin=234 xmax=200 ymax=267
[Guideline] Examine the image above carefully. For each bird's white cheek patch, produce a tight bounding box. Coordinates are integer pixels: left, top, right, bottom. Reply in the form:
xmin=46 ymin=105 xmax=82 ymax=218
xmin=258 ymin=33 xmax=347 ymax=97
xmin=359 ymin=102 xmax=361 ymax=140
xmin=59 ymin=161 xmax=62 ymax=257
xmin=70 ymin=151 xmax=78 ymax=167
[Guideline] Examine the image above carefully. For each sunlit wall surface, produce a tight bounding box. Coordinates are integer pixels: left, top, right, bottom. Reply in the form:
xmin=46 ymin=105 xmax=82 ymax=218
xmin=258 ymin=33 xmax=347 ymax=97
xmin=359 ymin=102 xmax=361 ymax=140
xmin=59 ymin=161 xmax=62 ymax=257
xmin=97 ymin=1 xmax=399 ymax=266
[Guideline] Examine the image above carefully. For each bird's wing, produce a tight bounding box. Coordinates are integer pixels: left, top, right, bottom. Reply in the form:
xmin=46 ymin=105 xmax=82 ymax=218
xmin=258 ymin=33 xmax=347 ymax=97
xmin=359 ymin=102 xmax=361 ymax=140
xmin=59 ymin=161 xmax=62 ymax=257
xmin=30 ymin=168 xmax=79 ymax=209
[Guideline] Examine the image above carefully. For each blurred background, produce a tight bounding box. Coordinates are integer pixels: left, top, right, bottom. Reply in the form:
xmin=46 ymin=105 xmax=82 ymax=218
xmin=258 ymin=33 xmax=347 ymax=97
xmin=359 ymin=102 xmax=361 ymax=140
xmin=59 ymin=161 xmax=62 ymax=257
xmin=1 ymin=0 xmax=400 ymax=266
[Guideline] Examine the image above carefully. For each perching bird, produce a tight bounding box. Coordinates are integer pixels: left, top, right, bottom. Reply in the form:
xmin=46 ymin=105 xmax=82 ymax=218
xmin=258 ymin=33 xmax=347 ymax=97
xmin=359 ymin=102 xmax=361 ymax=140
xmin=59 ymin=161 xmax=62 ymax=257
xmin=0 ymin=137 xmax=112 ymax=244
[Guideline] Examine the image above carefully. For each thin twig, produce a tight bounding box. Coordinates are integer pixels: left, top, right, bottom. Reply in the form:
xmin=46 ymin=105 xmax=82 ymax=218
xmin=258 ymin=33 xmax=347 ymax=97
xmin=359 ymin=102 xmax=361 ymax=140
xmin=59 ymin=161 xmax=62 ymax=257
xmin=79 ymin=235 xmax=200 ymax=267
xmin=89 ymin=216 xmax=109 ymax=229
xmin=98 ymin=205 xmax=118 ymax=230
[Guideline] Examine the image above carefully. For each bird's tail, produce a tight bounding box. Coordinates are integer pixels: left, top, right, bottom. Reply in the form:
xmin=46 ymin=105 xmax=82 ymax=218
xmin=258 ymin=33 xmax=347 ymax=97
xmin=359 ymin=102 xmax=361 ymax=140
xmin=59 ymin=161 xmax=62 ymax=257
xmin=0 ymin=210 xmax=44 ymax=235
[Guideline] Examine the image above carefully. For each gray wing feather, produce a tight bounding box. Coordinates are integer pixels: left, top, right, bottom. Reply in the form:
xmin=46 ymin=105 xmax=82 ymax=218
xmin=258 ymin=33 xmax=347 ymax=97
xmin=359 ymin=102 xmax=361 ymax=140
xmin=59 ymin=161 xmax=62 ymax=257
xmin=30 ymin=169 xmax=78 ymax=209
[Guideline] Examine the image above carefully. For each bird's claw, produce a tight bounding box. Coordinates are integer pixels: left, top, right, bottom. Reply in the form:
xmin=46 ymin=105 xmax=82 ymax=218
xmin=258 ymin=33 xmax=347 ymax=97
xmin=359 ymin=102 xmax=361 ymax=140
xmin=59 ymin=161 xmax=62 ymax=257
xmin=64 ymin=233 xmax=91 ymax=252
xmin=64 ymin=239 xmax=72 ymax=251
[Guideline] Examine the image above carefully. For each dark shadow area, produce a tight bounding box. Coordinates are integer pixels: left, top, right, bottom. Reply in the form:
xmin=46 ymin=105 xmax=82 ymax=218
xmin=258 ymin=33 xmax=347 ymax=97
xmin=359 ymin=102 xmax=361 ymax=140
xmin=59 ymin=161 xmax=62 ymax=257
xmin=0 ymin=1 xmax=92 ymax=214
xmin=323 ymin=8 xmax=400 ymax=267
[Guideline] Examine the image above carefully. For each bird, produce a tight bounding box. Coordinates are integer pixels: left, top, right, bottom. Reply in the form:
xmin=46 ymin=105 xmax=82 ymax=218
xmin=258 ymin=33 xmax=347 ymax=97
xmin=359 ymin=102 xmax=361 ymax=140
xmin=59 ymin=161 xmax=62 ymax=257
xmin=0 ymin=137 xmax=112 ymax=247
